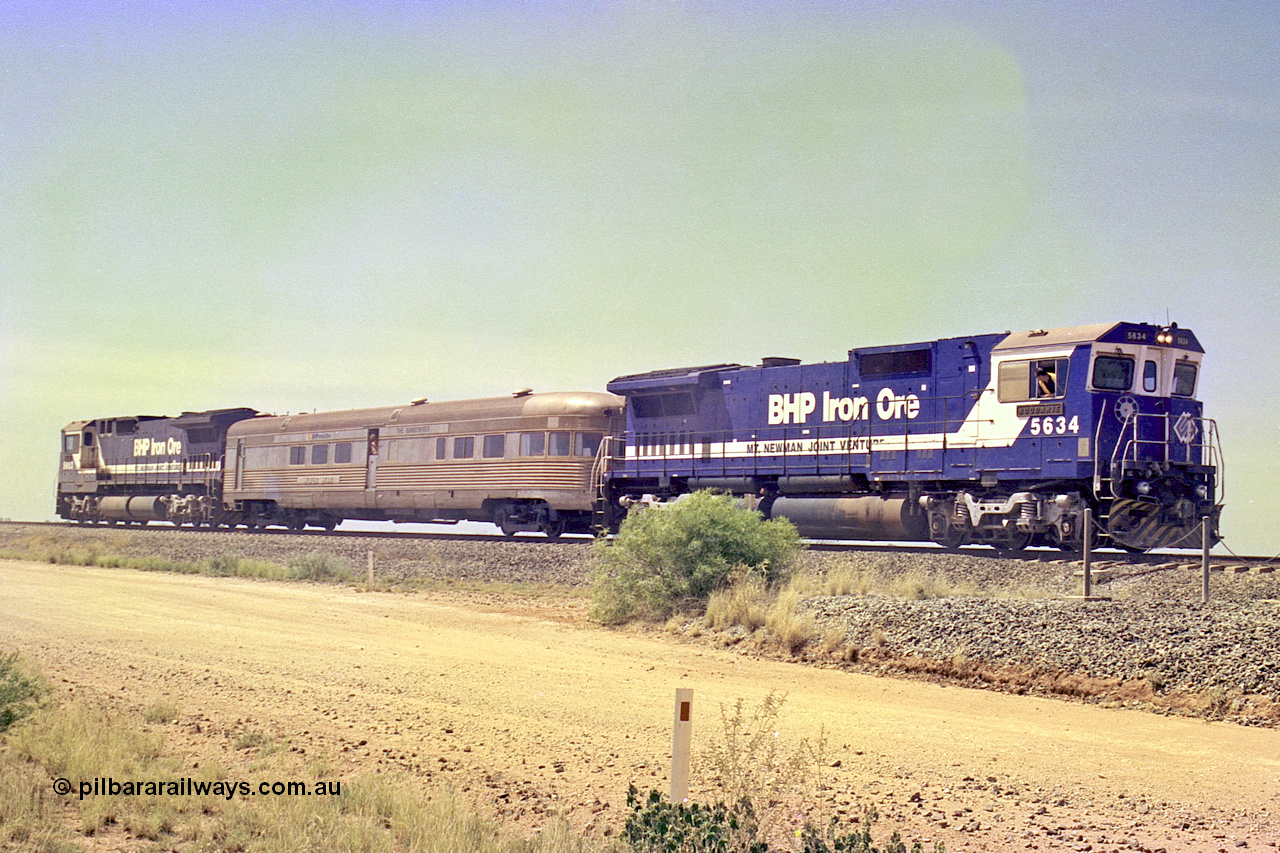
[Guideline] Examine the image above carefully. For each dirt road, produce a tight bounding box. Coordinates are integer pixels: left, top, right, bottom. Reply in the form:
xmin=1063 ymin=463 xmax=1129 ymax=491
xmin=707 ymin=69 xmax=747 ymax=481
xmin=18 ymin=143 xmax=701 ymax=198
xmin=1 ymin=560 xmax=1276 ymax=852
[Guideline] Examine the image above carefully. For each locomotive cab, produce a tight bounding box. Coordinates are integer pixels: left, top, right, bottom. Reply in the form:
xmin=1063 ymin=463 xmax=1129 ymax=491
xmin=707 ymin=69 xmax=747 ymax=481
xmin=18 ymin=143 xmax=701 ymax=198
xmin=1084 ymin=324 xmax=1220 ymax=550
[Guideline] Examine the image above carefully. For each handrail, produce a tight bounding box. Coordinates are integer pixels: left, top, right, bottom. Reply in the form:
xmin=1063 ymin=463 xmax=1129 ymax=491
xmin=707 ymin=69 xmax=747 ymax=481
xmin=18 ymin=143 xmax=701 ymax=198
xmin=589 ymin=435 xmax=613 ymax=499
xmin=1110 ymin=411 xmax=1220 ymax=481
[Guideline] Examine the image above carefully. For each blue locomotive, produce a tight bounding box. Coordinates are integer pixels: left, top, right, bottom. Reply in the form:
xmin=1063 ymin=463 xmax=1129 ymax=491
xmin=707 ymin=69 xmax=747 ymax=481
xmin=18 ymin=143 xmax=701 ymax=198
xmin=603 ymin=322 xmax=1222 ymax=551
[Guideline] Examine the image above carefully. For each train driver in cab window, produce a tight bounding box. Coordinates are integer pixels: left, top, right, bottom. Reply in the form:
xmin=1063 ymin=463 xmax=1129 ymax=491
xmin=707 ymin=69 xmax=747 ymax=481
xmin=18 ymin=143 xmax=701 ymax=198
xmin=1036 ymin=365 xmax=1056 ymax=398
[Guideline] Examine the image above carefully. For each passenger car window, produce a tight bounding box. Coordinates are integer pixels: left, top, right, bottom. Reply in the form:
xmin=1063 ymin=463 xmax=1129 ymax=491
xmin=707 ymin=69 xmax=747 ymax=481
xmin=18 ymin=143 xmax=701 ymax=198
xmin=289 ymin=446 xmax=306 ymax=465
xmin=520 ymin=432 xmax=545 ymax=456
xmin=482 ymin=435 xmax=505 ymax=458
xmin=334 ymin=442 xmax=352 ymax=464
xmin=311 ymin=444 xmax=329 ymax=465
xmin=453 ymin=436 xmax=474 ymax=459
xmin=1173 ymin=362 xmax=1198 ymax=397
xmin=1092 ymin=356 xmax=1134 ymax=391
xmin=548 ymin=431 xmax=571 ymax=456
xmin=576 ymin=432 xmax=603 ymax=457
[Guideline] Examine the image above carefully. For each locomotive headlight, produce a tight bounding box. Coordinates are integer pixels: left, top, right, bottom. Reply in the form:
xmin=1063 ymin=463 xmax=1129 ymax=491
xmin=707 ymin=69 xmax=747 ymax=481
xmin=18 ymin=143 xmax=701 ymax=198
xmin=1137 ymin=480 xmax=1153 ymax=496
xmin=1195 ymin=484 xmax=1209 ymax=500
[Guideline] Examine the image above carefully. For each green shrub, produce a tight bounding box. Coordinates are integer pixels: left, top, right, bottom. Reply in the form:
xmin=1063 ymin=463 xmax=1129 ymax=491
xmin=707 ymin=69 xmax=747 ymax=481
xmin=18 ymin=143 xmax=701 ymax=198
xmin=0 ymin=651 xmax=45 ymax=732
xmin=799 ymin=806 xmax=944 ymax=853
xmin=591 ymin=492 xmax=803 ymax=624
xmin=622 ymin=791 xmax=943 ymax=853
xmin=287 ymin=551 xmax=353 ymax=582
xmin=204 ymin=553 xmax=241 ymax=577
xmin=623 ymin=786 xmax=765 ymax=853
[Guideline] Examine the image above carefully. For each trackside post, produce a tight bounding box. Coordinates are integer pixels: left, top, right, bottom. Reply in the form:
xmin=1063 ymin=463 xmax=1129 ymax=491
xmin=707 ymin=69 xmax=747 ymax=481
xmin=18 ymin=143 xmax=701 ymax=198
xmin=1072 ymin=509 xmax=1108 ymax=601
xmin=1201 ymin=517 xmax=1211 ymax=604
xmin=1082 ymin=508 xmax=1093 ymax=599
xmin=671 ymin=688 xmax=693 ymax=802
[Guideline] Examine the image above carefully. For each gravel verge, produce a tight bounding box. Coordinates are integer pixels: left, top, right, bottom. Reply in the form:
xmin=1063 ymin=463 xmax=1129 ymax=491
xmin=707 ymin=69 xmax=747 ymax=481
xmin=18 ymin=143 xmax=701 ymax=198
xmin=4 ymin=522 xmax=1278 ymax=724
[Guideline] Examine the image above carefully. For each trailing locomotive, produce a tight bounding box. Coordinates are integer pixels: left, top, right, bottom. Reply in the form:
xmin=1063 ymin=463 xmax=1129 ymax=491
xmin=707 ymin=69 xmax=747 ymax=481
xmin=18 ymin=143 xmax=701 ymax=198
xmin=57 ymin=408 xmax=258 ymax=527
xmin=601 ymin=321 xmax=1222 ymax=551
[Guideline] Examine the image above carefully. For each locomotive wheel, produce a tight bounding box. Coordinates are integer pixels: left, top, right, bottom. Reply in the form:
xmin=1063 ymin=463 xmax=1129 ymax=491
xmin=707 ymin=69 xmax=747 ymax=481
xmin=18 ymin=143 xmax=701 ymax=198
xmin=929 ymin=511 xmax=967 ymax=549
xmin=996 ymin=529 xmax=1032 ymax=552
xmin=541 ymin=517 xmax=566 ymax=540
xmin=1049 ymin=527 xmax=1079 ymax=552
xmin=1049 ymin=515 xmax=1097 ymax=552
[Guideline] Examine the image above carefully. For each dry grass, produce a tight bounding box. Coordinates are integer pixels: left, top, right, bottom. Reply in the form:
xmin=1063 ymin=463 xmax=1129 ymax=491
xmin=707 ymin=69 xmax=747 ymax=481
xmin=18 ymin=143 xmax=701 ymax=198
xmin=694 ymin=693 xmax=827 ymax=846
xmin=704 ymin=574 xmax=769 ymax=632
xmin=819 ymin=565 xmax=875 ymax=597
xmin=0 ymin=685 xmax=602 ymax=853
xmin=883 ymin=570 xmax=978 ymax=600
xmin=763 ymin=585 xmax=817 ymax=655
xmin=704 ymin=576 xmax=821 ymax=655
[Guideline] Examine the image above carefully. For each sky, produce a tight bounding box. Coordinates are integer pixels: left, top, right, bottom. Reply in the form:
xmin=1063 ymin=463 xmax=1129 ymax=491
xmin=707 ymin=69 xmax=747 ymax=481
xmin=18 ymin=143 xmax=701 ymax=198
xmin=1 ymin=1 xmax=1276 ymax=555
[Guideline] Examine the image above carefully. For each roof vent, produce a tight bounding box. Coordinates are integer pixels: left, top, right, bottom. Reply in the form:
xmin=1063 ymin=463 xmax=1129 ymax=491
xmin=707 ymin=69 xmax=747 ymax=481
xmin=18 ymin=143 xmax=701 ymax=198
xmin=410 ymin=397 xmax=428 ymax=406
xmin=761 ymin=357 xmax=801 ymax=368
xmin=512 ymin=387 xmax=533 ymax=398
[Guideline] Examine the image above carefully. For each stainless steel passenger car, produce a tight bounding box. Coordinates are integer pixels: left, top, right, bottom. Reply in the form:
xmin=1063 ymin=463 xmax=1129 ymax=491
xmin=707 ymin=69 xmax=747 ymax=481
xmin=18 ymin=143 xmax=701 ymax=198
xmin=222 ymin=390 xmax=623 ymax=536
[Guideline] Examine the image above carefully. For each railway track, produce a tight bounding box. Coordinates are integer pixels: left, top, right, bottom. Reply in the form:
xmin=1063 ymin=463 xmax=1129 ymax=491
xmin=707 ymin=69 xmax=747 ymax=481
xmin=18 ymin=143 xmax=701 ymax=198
xmin=2 ymin=519 xmax=1273 ymax=568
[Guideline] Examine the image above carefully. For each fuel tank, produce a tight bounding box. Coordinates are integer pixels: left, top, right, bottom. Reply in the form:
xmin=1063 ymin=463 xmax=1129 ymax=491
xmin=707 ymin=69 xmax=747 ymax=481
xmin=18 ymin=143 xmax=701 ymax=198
xmin=99 ymin=496 xmax=167 ymax=522
xmin=770 ymin=496 xmax=929 ymax=541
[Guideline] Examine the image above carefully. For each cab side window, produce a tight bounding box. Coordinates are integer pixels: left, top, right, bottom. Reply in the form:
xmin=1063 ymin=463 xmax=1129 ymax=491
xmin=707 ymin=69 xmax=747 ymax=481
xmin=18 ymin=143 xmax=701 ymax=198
xmin=1173 ymin=362 xmax=1198 ymax=397
xmin=997 ymin=358 xmax=1068 ymax=402
xmin=1143 ymin=360 xmax=1158 ymax=393
xmin=1092 ymin=356 xmax=1134 ymax=391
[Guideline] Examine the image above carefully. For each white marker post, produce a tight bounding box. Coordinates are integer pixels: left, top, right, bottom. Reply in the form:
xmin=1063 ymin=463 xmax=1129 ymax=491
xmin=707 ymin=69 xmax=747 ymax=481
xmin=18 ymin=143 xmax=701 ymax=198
xmin=671 ymin=688 xmax=693 ymax=803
